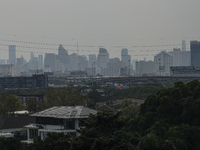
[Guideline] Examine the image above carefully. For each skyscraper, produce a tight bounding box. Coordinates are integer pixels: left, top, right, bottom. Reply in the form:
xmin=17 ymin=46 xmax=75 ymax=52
xmin=191 ymin=41 xmax=200 ymax=67
xmin=44 ymin=53 xmax=57 ymax=71
xmin=38 ymin=55 xmax=43 ymax=69
xmin=121 ymin=48 xmax=131 ymax=67
xmin=97 ymin=48 xmax=109 ymax=68
xmin=89 ymin=54 xmax=96 ymax=67
xmin=8 ymin=45 xmax=16 ymax=65
xmin=57 ymin=44 xmax=70 ymax=70
xmin=154 ymin=51 xmax=173 ymax=76
xmin=182 ymin=40 xmax=186 ymax=51
xmin=97 ymin=48 xmax=109 ymax=74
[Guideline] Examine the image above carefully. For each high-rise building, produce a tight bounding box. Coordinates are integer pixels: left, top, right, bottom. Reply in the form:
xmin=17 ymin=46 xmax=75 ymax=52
xmin=70 ymin=53 xmax=78 ymax=71
xmin=38 ymin=55 xmax=43 ymax=69
xmin=191 ymin=41 xmax=200 ymax=67
xmin=154 ymin=51 xmax=173 ymax=76
xmin=97 ymin=48 xmax=109 ymax=73
xmin=57 ymin=45 xmax=70 ymax=70
xmin=44 ymin=53 xmax=57 ymax=72
xmin=182 ymin=40 xmax=186 ymax=51
xmin=135 ymin=60 xmax=155 ymax=76
xmin=8 ymin=45 xmax=16 ymax=65
xmin=30 ymin=52 xmax=34 ymax=61
xmin=181 ymin=51 xmax=190 ymax=66
xmin=173 ymin=48 xmax=182 ymax=66
xmin=89 ymin=54 xmax=96 ymax=68
xmin=121 ymin=48 xmax=131 ymax=67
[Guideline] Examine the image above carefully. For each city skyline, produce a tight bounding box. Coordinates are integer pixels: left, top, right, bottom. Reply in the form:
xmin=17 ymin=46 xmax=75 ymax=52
xmin=1 ymin=1 xmax=200 ymax=60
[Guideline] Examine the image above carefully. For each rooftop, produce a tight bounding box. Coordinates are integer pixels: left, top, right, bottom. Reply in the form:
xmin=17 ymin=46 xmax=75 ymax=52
xmin=31 ymin=106 xmax=97 ymax=119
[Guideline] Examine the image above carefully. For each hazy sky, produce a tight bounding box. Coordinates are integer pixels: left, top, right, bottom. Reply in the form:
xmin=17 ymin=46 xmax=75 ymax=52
xmin=1 ymin=0 xmax=200 ymax=61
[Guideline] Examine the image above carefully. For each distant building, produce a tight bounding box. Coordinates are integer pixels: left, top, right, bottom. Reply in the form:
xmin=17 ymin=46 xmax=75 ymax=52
xmin=70 ymin=53 xmax=78 ymax=71
xmin=181 ymin=51 xmax=191 ymax=66
xmin=89 ymin=54 xmax=96 ymax=68
xmin=170 ymin=66 xmax=200 ymax=76
xmin=104 ymin=61 xmax=126 ymax=76
xmin=135 ymin=60 xmax=155 ymax=76
xmin=38 ymin=55 xmax=43 ymax=69
xmin=182 ymin=40 xmax=186 ymax=51
xmin=57 ymin=45 xmax=70 ymax=71
xmin=8 ymin=45 xmax=16 ymax=65
xmin=0 ymin=64 xmax=14 ymax=77
xmin=0 ymin=74 xmax=48 ymax=89
xmin=97 ymin=48 xmax=109 ymax=73
xmin=173 ymin=48 xmax=182 ymax=66
xmin=78 ymin=55 xmax=88 ymax=71
xmin=121 ymin=48 xmax=131 ymax=67
xmin=154 ymin=51 xmax=173 ymax=76
xmin=44 ymin=53 xmax=57 ymax=72
xmin=191 ymin=41 xmax=200 ymax=67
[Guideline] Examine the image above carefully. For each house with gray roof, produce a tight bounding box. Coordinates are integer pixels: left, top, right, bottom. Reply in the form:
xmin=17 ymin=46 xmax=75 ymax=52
xmin=24 ymin=106 xmax=97 ymax=141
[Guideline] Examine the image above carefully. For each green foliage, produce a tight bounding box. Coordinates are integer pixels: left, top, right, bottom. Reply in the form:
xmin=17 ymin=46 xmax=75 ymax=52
xmin=87 ymin=89 xmax=102 ymax=103
xmin=26 ymin=98 xmax=45 ymax=113
xmin=44 ymin=88 xmax=89 ymax=109
xmin=0 ymin=94 xmax=22 ymax=114
xmin=120 ymin=99 xmax=140 ymax=118
xmin=0 ymin=137 xmax=22 ymax=150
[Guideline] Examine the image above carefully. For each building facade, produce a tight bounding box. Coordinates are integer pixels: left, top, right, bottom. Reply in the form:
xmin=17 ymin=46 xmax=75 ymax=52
xmin=191 ymin=41 xmax=200 ymax=67
xmin=154 ymin=51 xmax=173 ymax=76
xmin=8 ymin=45 xmax=16 ymax=65
xmin=0 ymin=74 xmax=48 ymax=89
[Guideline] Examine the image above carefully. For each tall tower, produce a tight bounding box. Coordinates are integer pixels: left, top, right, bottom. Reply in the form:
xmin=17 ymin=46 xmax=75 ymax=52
xmin=9 ymin=45 xmax=16 ymax=65
xmin=121 ymin=48 xmax=131 ymax=67
xmin=191 ymin=41 xmax=200 ymax=67
xmin=182 ymin=40 xmax=186 ymax=51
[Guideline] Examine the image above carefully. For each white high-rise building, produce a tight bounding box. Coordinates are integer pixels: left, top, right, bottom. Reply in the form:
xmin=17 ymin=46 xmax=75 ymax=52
xmin=97 ymin=48 xmax=109 ymax=73
xmin=173 ymin=48 xmax=182 ymax=66
xmin=154 ymin=51 xmax=173 ymax=76
xmin=89 ymin=54 xmax=96 ymax=68
xmin=121 ymin=48 xmax=131 ymax=67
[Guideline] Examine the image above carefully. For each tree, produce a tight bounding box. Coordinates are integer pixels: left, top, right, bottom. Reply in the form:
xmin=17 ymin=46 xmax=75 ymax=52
xmin=0 ymin=94 xmax=22 ymax=114
xmin=44 ymin=88 xmax=89 ymax=108
xmin=26 ymin=98 xmax=45 ymax=114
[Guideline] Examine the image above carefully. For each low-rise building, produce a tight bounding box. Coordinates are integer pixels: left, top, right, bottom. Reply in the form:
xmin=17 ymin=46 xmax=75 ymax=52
xmin=0 ymin=74 xmax=48 ymax=89
xmin=24 ymin=106 xmax=97 ymax=141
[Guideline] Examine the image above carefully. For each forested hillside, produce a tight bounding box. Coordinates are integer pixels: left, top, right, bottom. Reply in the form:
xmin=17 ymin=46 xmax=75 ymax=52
xmin=1 ymin=80 xmax=200 ymax=149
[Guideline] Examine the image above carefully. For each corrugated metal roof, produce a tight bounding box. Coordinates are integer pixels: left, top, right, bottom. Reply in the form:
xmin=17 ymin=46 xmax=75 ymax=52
xmin=31 ymin=106 xmax=97 ymax=119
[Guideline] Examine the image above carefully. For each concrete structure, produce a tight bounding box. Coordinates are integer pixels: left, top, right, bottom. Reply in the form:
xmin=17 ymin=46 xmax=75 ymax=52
xmin=44 ymin=53 xmax=57 ymax=72
xmin=0 ymin=64 xmax=14 ymax=77
xmin=182 ymin=40 xmax=186 ymax=51
xmin=170 ymin=66 xmax=200 ymax=76
xmin=154 ymin=51 xmax=173 ymax=76
xmin=24 ymin=106 xmax=97 ymax=140
xmin=121 ymin=48 xmax=131 ymax=68
xmin=0 ymin=74 xmax=48 ymax=89
xmin=89 ymin=54 xmax=96 ymax=68
xmin=191 ymin=41 xmax=200 ymax=67
xmin=135 ymin=60 xmax=155 ymax=76
xmin=8 ymin=45 xmax=16 ymax=65
xmin=57 ymin=44 xmax=70 ymax=71
xmin=97 ymin=48 xmax=109 ymax=73
xmin=181 ymin=51 xmax=191 ymax=66
xmin=70 ymin=53 xmax=78 ymax=71
xmin=104 ymin=61 xmax=126 ymax=76
xmin=173 ymin=48 xmax=182 ymax=66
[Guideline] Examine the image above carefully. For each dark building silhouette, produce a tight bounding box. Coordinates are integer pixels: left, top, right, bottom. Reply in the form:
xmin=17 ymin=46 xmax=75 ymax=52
xmin=191 ymin=41 xmax=200 ymax=67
